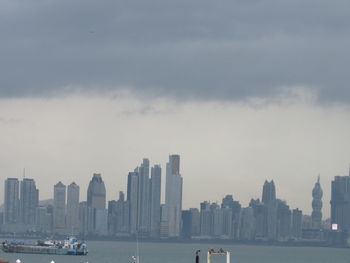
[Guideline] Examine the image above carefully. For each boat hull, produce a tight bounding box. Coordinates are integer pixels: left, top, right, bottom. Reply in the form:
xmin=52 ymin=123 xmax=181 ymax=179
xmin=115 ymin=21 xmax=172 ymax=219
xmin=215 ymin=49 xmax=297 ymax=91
xmin=1 ymin=245 xmax=88 ymax=256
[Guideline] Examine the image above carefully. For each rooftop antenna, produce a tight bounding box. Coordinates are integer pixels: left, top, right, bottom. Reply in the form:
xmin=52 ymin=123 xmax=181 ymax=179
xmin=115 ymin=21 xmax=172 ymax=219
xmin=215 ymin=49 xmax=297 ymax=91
xmin=348 ymin=163 xmax=350 ymax=176
xmin=23 ymin=168 xmax=26 ymax=179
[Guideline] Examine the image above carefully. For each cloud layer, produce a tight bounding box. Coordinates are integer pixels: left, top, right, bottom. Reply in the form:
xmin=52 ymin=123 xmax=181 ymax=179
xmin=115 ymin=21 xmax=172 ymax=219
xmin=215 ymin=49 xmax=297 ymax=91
xmin=1 ymin=0 xmax=350 ymax=103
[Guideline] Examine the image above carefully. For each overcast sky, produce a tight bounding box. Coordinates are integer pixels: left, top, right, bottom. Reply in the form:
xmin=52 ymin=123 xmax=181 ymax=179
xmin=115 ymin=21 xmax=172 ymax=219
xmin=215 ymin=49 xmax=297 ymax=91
xmin=1 ymin=0 xmax=350 ymax=217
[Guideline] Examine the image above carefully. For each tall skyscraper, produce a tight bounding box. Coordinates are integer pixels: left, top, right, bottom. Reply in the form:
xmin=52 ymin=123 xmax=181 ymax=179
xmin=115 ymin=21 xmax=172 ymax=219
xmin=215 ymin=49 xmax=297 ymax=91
xmin=136 ymin=159 xmax=150 ymax=236
xmin=149 ymin=164 xmax=161 ymax=238
xmin=262 ymin=180 xmax=276 ymax=204
xmin=262 ymin=180 xmax=277 ymax=240
xmin=127 ymin=171 xmax=138 ymax=235
xmin=311 ymin=176 xmax=323 ymax=229
xmin=53 ymin=181 xmax=66 ymax=233
xmin=164 ymin=154 xmax=183 ymax=237
xmin=20 ymin=178 xmax=39 ymax=225
xmin=66 ymin=182 xmax=80 ymax=234
xmin=4 ymin=178 xmax=20 ymax=224
xmin=331 ymin=172 xmax=350 ymax=232
xmin=87 ymin=173 xmax=106 ymax=210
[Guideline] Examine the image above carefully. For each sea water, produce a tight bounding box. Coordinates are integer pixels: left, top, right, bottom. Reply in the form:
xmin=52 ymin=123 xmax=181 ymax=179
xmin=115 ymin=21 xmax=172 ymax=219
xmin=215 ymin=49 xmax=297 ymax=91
xmin=1 ymin=240 xmax=350 ymax=263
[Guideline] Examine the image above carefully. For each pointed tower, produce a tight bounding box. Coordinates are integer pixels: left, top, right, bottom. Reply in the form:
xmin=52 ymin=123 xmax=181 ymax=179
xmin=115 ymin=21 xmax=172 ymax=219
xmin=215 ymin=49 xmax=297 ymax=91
xmin=311 ymin=176 xmax=323 ymax=229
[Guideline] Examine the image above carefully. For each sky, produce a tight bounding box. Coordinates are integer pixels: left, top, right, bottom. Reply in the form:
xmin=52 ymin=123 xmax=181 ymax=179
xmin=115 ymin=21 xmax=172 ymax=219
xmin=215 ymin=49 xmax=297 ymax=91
xmin=1 ymin=0 xmax=350 ymax=217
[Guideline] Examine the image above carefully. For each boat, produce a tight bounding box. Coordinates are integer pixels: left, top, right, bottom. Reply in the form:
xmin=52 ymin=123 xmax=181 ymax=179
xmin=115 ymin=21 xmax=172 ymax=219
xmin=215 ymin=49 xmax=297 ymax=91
xmin=1 ymin=237 xmax=88 ymax=256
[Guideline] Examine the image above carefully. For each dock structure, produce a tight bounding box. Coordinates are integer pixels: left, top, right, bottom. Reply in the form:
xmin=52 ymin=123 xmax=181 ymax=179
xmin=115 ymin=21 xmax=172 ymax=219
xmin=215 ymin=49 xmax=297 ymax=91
xmin=207 ymin=249 xmax=230 ymax=263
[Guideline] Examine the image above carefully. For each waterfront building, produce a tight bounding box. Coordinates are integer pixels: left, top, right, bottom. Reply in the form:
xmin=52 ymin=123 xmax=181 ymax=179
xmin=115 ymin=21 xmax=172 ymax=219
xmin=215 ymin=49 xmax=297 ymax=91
xmin=262 ymin=180 xmax=277 ymax=240
xmin=4 ymin=178 xmax=20 ymax=224
xmin=53 ymin=181 xmax=66 ymax=234
xmin=189 ymin=208 xmax=200 ymax=237
xmin=149 ymin=165 xmax=161 ymax=238
xmin=311 ymin=176 xmax=323 ymax=229
xmin=87 ymin=174 xmax=106 ymax=210
xmin=79 ymin=201 xmax=94 ymax=236
xmin=212 ymin=203 xmax=224 ymax=237
xmin=35 ymin=205 xmax=53 ymax=233
xmin=249 ymin=199 xmax=265 ymax=240
xmin=199 ymin=201 xmax=212 ymax=237
xmin=291 ymin=208 xmax=302 ymax=239
xmin=164 ymin=154 xmax=183 ymax=237
xmin=127 ymin=171 xmax=139 ymax=235
xmin=108 ymin=192 xmax=130 ymax=236
xmin=277 ymin=200 xmax=291 ymax=241
xmin=240 ymin=207 xmax=255 ymax=240
xmin=20 ymin=178 xmax=39 ymax=225
xmin=330 ymin=173 xmax=350 ymax=232
xmin=136 ymin=159 xmax=150 ymax=236
xmin=66 ymin=182 xmax=80 ymax=235
xmin=221 ymin=195 xmax=241 ymax=239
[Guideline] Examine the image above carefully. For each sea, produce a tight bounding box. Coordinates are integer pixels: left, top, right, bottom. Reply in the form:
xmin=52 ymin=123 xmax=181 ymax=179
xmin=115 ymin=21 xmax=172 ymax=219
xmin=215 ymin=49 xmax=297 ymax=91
xmin=1 ymin=240 xmax=350 ymax=263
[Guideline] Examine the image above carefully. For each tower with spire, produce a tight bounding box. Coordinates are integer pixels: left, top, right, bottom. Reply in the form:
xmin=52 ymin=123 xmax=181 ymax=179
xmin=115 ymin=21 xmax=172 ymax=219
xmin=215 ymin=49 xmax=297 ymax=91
xmin=311 ymin=176 xmax=323 ymax=229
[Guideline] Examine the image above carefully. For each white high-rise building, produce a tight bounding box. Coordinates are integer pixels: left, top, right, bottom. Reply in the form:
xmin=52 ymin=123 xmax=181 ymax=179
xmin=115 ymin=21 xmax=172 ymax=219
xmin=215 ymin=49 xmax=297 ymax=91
xmin=66 ymin=182 xmax=80 ymax=234
xmin=164 ymin=155 xmax=183 ymax=237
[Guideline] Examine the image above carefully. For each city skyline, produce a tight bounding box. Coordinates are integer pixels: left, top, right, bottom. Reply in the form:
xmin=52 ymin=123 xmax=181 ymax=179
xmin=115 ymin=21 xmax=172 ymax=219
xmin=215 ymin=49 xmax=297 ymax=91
xmin=2 ymin=157 xmax=350 ymax=217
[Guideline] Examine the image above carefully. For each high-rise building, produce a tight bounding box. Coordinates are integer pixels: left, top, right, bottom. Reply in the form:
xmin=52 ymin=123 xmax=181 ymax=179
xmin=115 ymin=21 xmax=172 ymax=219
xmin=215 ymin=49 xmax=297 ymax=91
xmin=53 ymin=181 xmax=66 ymax=233
xmin=108 ymin=191 xmax=130 ymax=236
xmin=262 ymin=180 xmax=276 ymax=204
xmin=4 ymin=178 xmax=20 ymax=224
xmin=262 ymin=180 xmax=277 ymax=240
xmin=127 ymin=171 xmax=139 ymax=235
xmin=181 ymin=208 xmax=200 ymax=238
xmin=199 ymin=201 xmax=212 ymax=237
xmin=330 ymin=173 xmax=350 ymax=232
xmin=136 ymin=159 xmax=150 ymax=236
xmin=87 ymin=174 xmax=106 ymax=210
xmin=276 ymin=200 xmax=291 ymax=241
xmin=36 ymin=205 xmax=53 ymax=234
xmin=291 ymin=208 xmax=302 ymax=239
xmin=20 ymin=178 xmax=39 ymax=225
xmin=66 ymin=182 xmax=80 ymax=234
xmin=149 ymin=164 xmax=161 ymax=238
xmin=79 ymin=201 xmax=94 ymax=236
xmin=164 ymin=154 xmax=183 ymax=237
xmin=240 ymin=207 xmax=255 ymax=240
xmin=311 ymin=176 xmax=323 ymax=229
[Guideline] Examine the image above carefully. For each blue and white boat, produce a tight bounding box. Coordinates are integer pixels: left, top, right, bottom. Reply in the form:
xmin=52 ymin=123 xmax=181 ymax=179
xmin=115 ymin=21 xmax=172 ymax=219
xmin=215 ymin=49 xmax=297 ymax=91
xmin=1 ymin=237 xmax=88 ymax=256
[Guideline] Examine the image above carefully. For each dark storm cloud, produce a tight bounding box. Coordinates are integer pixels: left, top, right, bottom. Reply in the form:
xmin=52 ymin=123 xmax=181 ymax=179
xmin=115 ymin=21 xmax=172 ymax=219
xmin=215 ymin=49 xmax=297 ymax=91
xmin=1 ymin=0 xmax=350 ymax=102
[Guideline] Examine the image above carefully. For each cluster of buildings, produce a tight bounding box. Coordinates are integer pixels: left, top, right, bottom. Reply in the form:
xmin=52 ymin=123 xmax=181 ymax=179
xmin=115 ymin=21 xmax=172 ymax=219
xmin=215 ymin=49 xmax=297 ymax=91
xmin=0 ymin=155 xmax=183 ymax=239
xmin=2 ymin=157 xmax=350 ymax=245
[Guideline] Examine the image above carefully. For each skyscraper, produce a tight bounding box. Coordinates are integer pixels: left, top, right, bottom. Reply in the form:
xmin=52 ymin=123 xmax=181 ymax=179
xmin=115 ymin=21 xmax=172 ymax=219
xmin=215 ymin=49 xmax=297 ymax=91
xmin=164 ymin=154 xmax=183 ymax=237
xmin=20 ymin=178 xmax=39 ymax=225
xmin=4 ymin=178 xmax=20 ymax=224
xmin=87 ymin=173 xmax=106 ymax=210
xmin=136 ymin=159 xmax=150 ymax=236
xmin=149 ymin=164 xmax=161 ymax=238
xmin=262 ymin=180 xmax=277 ymax=240
xmin=66 ymin=182 xmax=80 ymax=234
xmin=53 ymin=181 xmax=66 ymax=233
xmin=330 ymin=172 xmax=350 ymax=232
xmin=291 ymin=208 xmax=302 ymax=239
xmin=127 ymin=171 xmax=138 ymax=235
xmin=262 ymin=180 xmax=276 ymax=204
xmin=311 ymin=176 xmax=323 ymax=229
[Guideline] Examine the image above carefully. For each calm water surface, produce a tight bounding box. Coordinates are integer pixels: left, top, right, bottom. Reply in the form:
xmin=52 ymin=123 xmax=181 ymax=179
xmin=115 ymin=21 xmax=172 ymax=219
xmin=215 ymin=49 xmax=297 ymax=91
xmin=1 ymin=240 xmax=350 ymax=263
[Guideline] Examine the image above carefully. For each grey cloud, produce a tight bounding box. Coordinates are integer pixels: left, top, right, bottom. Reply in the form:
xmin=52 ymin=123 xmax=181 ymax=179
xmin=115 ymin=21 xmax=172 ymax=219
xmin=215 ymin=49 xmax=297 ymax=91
xmin=1 ymin=0 xmax=350 ymax=103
